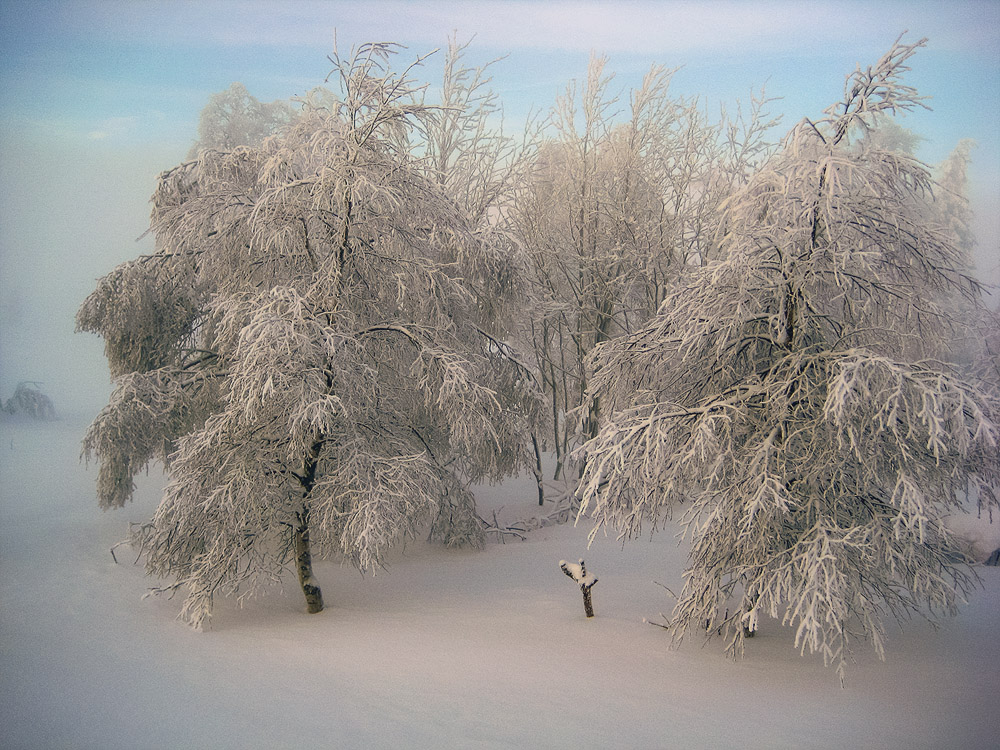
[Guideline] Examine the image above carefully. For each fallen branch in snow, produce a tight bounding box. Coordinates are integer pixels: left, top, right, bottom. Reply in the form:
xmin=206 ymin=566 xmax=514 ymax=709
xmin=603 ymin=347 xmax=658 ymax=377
xmin=514 ymin=480 xmax=581 ymax=532
xmin=560 ymin=558 xmax=598 ymax=618
xmin=480 ymin=507 xmax=526 ymax=543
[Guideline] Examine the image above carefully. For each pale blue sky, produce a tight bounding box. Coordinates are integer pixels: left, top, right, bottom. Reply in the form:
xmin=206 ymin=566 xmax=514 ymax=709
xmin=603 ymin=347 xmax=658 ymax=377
xmin=1 ymin=0 xmax=998 ymax=413
xmin=1 ymin=1 xmax=997 ymax=157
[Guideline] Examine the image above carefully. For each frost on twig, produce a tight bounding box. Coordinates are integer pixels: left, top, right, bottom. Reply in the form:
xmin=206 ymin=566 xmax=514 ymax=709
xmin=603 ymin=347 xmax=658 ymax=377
xmin=560 ymin=558 xmax=598 ymax=618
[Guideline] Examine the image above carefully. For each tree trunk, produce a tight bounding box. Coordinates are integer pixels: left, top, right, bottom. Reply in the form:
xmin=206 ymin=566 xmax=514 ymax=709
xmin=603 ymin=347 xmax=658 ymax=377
xmin=531 ymin=433 xmax=545 ymax=506
xmin=561 ymin=559 xmax=598 ymax=618
xmin=294 ymin=520 xmax=324 ymax=614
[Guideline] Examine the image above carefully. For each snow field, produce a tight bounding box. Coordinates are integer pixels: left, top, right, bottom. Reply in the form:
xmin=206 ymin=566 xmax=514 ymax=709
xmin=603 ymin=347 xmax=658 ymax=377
xmin=1 ymin=417 xmax=998 ymax=749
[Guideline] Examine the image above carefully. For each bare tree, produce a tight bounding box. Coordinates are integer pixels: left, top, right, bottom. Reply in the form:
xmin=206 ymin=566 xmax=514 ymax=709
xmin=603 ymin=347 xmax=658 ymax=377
xmin=78 ymin=43 xmax=534 ymax=628
xmin=577 ymin=36 xmax=999 ymax=680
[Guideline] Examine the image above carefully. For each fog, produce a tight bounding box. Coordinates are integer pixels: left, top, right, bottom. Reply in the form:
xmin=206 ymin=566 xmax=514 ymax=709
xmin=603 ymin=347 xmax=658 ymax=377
xmin=0 ymin=132 xmax=183 ymax=418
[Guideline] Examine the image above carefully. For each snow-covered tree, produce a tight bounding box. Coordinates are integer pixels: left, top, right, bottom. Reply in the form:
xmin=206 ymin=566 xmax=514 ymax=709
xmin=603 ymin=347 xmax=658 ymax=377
xmin=511 ymin=57 xmax=752 ymax=481
xmin=77 ymin=43 xmax=534 ymax=627
xmin=3 ymin=381 xmax=55 ymax=420
xmin=934 ymin=139 xmax=977 ymax=268
xmin=422 ymin=35 xmax=530 ymax=226
xmin=577 ymin=36 xmax=1000 ymax=679
xmin=188 ymin=82 xmax=293 ymax=157
xmin=420 ymin=36 xmax=549 ymax=501
xmin=854 ymin=113 xmax=924 ymax=157
xmin=974 ymin=304 xmax=1000 ymax=393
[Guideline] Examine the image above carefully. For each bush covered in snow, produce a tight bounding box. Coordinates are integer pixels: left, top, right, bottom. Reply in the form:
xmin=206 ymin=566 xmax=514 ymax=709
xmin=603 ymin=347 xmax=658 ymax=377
xmin=3 ymin=382 xmax=55 ymax=420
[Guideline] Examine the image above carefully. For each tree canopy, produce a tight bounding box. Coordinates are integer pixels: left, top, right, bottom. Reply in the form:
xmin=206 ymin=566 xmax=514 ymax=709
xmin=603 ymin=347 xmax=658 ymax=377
xmin=78 ymin=43 xmax=536 ymax=627
xmin=188 ymin=81 xmax=293 ymax=157
xmin=576 ymin=36 xmax=999 ymax=679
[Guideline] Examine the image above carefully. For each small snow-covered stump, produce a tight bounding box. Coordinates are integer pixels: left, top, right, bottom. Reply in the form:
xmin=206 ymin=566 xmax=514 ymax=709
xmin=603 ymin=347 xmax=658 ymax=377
xmin=560 ymin=559 xmax=598 ymax=618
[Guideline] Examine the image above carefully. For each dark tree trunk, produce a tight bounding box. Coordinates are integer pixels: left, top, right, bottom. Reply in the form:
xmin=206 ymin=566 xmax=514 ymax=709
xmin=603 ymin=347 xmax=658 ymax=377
xmin=582 ymin=586 xmax=595 ymax=618
xmin=294 ymin=519 xmax=324 ymax=614
xmin=292 ymin=439 xmax=325 ymax=614
xmin=531 ymin=433 xmax=545 ymax=506
xmin=561 ymin=559 xmax=598 ymax=618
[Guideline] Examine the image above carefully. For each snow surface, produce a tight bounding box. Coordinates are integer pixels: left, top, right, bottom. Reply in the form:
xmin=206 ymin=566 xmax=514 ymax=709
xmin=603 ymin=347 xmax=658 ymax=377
xmin=2 ymin=417 xmax=999 ymax=749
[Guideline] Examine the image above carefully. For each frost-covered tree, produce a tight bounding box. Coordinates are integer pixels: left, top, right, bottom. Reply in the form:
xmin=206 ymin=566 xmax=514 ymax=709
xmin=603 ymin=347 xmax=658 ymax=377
xmin=854 ymin=113 xmax=924 ymax=157
xmin=421 ymin=36 xmax=548 ymax=501
xmin=78 ymin=43 xmax=534 ymax=627
xmin=973 ymin=304 xmax=1000 ymax=394
xmin=933 ymin=138 xmax=977 ymax=264
xmin=188 ymin=82 xmax=293 ymax=157
xmin=422 ymin=35 xmax=529 ymax=226
xmin=577 ymin=37 xmax=1000 ymax=678
xmin=3 ymin=381 xmax=55 ymax=420
xmin=511 ymin=57 xmax=750 ymax=481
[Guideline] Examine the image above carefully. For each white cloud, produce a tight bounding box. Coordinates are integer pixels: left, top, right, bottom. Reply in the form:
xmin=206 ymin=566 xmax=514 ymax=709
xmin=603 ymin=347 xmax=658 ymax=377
xmin=85 ymin=115 xmax=138 ymax=141
xmin=7 ymin=114 xmax=143 ymax=144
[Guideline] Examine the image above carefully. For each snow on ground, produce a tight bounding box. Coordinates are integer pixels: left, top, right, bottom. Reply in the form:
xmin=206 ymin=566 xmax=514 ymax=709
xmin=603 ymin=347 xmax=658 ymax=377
xmin=1 ymin=417 xmax=998 ymax=749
